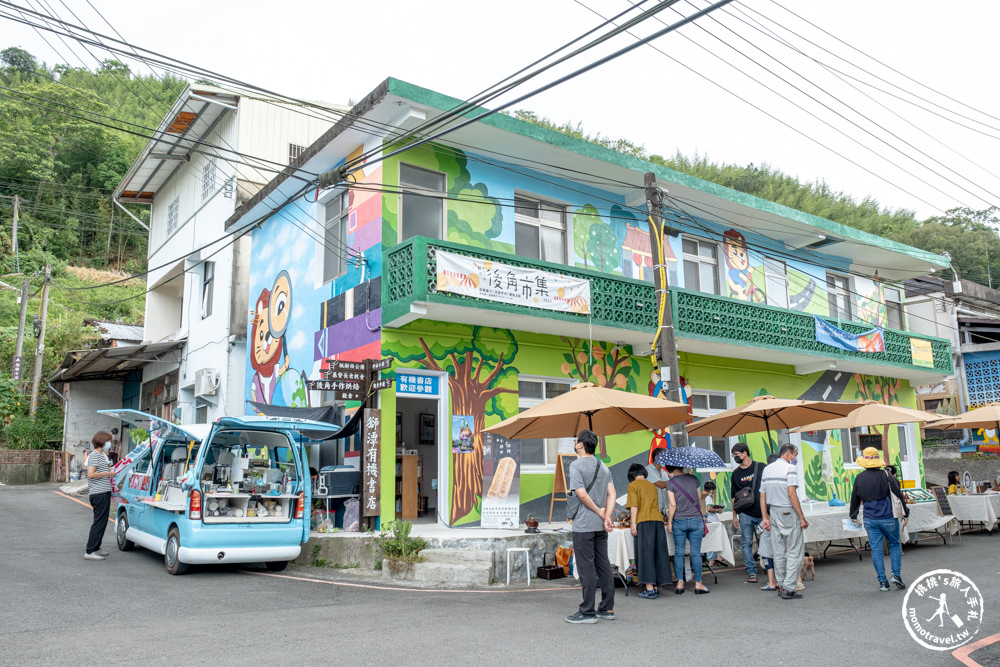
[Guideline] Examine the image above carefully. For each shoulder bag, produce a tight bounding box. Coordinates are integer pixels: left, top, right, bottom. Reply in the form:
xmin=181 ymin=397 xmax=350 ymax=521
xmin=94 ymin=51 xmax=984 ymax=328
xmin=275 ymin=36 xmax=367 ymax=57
xmin=731 ymin=462 xmax=763 ymax=514
xmin=566 ymin=461 xmax=602 ymax=521
xmin=672 ymin=479 xmax=710 ymax=537
xmin=885 ymin=470 xmax=907 ymax=519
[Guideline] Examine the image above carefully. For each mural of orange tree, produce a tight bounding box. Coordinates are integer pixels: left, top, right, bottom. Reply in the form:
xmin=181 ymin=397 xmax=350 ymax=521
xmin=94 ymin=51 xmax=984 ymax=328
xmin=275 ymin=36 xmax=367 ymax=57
xmin=854 ymin=373 xmax=902 ymax=465
xmin=558 ymin=337 xmax=640 ymax=462
xmin=392 ymin=325 xmax=518 ymax=524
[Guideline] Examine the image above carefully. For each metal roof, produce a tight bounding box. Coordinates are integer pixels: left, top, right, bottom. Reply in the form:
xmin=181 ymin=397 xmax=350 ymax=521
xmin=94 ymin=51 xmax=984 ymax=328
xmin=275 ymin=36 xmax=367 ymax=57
xmin=114 ymin=85 xmax=239 ymax=203
xmin=84 ymin=318 xmax=144 ymax=343
xmin=52 ymin=340 xmax=185 ymax=382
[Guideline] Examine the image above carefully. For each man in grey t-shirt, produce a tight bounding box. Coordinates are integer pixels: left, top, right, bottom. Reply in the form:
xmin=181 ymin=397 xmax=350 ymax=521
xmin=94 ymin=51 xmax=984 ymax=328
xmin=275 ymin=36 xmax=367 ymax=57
xmin=566 ymin=429 xmax=616 ymax=624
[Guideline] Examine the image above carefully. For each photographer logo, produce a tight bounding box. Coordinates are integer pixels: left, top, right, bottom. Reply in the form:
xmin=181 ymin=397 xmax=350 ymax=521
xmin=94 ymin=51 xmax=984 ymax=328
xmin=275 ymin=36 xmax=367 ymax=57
xmin=902 ymin=569 xmax=983 ymax=651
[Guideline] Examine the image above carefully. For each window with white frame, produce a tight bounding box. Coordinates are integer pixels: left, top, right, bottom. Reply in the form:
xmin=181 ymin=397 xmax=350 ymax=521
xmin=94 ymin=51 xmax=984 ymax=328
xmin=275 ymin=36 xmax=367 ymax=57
xmin=288 ymin=143 xmax=306 ymax=164
xmin=517 ymin=379 xmax=572 ymax=467
xmin=840 ymin=427 xmax=863 ymax=466
xmin=764 ymin=257 xmax=788 ymax=308
xmin=399 ymin=163 xmax=445 ymax=241
xmin=324 ymin=192 xmax=349 ymax=283
xmin=202 ymin=157 xmax=216 ymax=201
xmin=514 ymin=196 xmax=566 ymax=263
xmin=827 ymin=272 xmax=852 ymax=320
xmin=688 ymin=391 xmax=734 ymax=464
xmin=201 ymin=261 xmax=214 ymax=319
xmin=884 ymin=286 xmax=904 ymax=330
xmin=166 ymin=196 xmax=179 ymax=236
xmin=682 ymin=236 xmax=720 ymax=295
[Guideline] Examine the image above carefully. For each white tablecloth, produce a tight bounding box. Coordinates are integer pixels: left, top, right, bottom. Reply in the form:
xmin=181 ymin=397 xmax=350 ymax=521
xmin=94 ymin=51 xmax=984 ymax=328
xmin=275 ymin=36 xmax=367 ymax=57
xmin=903 ymin=501 xmax=959 ymax=543
xmin=948 ymin=494 xmax=1000 ymax=529
xmin=794 ymin=503 xmax=958 ymax=547
xmin=605 ymin=522 xmax=734 ymax=573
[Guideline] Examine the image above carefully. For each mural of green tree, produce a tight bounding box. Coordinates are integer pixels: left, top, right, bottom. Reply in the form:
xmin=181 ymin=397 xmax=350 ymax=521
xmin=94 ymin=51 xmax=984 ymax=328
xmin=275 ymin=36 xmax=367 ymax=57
xmin=572 ymin=204 xmax=601 ymax=270
xmin=853 ymin=373 xmax=901 ymax=459
xmin=587 ymin=221 xmax=622 ymax=274
xmin=391 ymin=325 xmax=518 ymax=524
xmin=558 ymin=337 xmax=640 ymax=461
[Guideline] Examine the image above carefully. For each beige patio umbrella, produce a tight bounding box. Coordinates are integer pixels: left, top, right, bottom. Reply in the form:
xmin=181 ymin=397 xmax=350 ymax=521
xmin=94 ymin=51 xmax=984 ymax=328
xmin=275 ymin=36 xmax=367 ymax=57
xmin=483 ymin=382 xmax=692 ymax=439
xmin=685 ymin=394 xmax=860 ymax=450
xmin=788 ymin=401 xmax=941 ymax=433
xmin=925 ymin=403 xmax=1000 ymax=433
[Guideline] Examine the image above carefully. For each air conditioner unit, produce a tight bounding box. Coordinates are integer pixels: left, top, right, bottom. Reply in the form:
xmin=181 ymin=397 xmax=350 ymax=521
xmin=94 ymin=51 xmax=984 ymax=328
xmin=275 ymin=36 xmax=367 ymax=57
xmin=194 ymin=368 xmax=219 ymax=398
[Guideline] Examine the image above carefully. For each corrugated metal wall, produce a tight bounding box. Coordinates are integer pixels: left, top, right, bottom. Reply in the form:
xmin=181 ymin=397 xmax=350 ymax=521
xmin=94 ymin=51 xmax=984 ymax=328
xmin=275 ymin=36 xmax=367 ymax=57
xmin=236 ymin=98 xmax=336 ymax=186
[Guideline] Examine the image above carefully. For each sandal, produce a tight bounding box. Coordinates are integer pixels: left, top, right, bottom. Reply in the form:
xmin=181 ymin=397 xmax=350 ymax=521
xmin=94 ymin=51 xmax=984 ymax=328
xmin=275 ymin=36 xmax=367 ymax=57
xmin=795 ymin=582 xmax=806 ymax=591
xmin=760 ymin=584 xmax=777 ymax=591
xmin=747 ymin=575 xmax=758 ymax=584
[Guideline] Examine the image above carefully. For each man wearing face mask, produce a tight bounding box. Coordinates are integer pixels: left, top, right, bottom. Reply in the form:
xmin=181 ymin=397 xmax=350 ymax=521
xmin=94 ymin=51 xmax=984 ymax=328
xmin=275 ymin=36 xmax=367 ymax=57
xmin=760 ymin=443 xmax=808 ymax=600
xmin=730 ymin=443 xmax=765 ymax=583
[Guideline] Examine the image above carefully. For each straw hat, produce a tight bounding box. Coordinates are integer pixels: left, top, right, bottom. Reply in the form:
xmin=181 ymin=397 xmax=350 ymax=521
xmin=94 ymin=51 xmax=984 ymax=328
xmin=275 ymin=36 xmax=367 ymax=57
xmin=856 ymin=447 xmax=885 ymax=469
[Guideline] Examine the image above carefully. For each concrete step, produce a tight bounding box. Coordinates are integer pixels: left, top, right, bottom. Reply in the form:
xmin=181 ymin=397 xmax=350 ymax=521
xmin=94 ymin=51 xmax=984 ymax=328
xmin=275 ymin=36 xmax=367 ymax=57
xmin=419 ymin=548 xmax=494 ymax=565
xmin=411 ymin=560 xmax=492 ymax=586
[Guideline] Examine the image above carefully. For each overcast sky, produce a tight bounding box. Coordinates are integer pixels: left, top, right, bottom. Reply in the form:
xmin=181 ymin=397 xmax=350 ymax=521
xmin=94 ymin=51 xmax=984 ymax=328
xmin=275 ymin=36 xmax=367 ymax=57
xmin=4 ymin=0 xmax=999 ymax=220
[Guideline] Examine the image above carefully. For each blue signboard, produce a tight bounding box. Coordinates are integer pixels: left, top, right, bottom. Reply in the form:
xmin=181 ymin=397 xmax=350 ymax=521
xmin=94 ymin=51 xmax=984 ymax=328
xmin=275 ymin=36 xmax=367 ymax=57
xmin=397 ymin=374 xmax=439 ymax=395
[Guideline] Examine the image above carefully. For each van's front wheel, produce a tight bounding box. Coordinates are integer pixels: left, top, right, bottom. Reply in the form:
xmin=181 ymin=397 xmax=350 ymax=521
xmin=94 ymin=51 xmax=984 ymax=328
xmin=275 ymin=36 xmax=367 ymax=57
xmin=165 ymin=527 xmax=188 ymax=575
xmin=265 ymin=561 xmax=288 ymax=572
xmin=116 ymin=512 xmax=135 ymax=551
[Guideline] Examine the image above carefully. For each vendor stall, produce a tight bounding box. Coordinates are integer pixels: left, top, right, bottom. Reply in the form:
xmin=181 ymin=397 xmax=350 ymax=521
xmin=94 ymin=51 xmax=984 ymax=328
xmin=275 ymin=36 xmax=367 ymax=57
xmin=944 ymin=494 xmax=1000 ymax=533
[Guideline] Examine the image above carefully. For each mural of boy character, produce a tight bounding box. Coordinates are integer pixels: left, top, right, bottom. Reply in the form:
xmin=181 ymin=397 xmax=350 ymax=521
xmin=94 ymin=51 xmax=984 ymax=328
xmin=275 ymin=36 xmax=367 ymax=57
xmin=250 ymin=286 xmax=289 ymax=404
xmin=722 ymin=229 xmax=761 ymax=302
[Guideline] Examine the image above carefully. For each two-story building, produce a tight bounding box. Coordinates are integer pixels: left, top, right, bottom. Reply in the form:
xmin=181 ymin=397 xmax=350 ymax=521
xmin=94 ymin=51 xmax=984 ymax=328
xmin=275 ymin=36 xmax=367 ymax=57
xmin=226 ymin=78 xmax=953 ymax=528
xmin=110 ymin=84 xmax=342 ymax=426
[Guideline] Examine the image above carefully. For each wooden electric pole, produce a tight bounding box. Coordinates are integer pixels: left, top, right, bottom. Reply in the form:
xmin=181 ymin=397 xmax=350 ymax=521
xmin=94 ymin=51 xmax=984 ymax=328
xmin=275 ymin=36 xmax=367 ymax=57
xmin=12 ymin=276 xmax=30 ymax=382
xmin=29 ymin=264 xmax=51 ymax=419
xmin=644 ymin=172 xmax=686 ymax=447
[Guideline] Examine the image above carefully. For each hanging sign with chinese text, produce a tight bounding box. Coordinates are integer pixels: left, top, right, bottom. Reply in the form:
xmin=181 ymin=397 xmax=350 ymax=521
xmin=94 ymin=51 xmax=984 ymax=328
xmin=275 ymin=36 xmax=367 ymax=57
xmin=814 ymin=315 xmax=884 ymax=353
xmin=362 ymin=408 xmax=381 ymax=517
xmin=436 ymin=250 xmax=591 ymax=314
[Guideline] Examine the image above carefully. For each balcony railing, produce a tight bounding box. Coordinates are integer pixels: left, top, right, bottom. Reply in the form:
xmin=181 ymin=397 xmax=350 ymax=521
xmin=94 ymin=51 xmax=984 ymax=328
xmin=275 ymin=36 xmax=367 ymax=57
xmin=382 ymin=237 xmax=953 ymax=376
xmin=671 ymin=288 xmax=953 ymax=375
xmin=383 ymin=236 xmax=657 ymax=332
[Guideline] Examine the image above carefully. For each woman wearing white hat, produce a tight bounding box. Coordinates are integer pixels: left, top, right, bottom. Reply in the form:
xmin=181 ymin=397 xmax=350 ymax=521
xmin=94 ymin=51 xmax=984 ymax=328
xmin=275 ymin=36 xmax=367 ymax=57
xmin=849 ymin=447 xmax=910 ymax=592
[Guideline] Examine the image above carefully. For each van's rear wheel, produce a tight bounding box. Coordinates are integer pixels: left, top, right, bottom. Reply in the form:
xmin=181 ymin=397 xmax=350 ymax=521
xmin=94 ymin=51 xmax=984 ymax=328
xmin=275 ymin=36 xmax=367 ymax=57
xmin=116 ymin=512 xmax=135 ymax=551
xmin=165 ymin=527 xmax=188 ymax=575
xmin=265 ymin=560 xmax=288 ymax=572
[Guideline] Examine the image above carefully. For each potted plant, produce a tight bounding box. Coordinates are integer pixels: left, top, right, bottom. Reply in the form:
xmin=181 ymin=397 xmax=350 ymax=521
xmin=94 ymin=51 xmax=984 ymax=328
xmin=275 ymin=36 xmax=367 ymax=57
xmin=367 ymin=520 xmax=427 ymax=579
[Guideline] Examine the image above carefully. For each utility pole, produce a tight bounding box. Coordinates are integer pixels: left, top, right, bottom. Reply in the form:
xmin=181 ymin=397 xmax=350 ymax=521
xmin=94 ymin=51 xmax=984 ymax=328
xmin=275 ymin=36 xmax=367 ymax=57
xmin=644 ymin=172 xmax=686 ymax=448
xmin=12 ymin=276 xmax=30 ymax=382
xmin=11 ymin=195 xmax=19 ymax=273
xmin=29 ymin=264 xmax=51 ymax=419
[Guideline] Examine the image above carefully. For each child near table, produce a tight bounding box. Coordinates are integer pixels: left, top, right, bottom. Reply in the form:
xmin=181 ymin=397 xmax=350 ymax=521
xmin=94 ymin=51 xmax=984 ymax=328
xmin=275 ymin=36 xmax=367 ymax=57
xmin=701 ymin=481 xmax=723 ymax=566
xmin=626 ymin=463 xmax=671 ymax=599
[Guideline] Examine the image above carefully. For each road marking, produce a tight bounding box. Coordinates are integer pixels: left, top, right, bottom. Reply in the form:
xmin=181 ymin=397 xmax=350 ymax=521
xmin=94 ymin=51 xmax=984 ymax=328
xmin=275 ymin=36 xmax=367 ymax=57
xmin=52 ymin=491 xmax=576 ymax=591
xmin=952 ymin=632 xmax=1000 ymax=666
xmin=53 ymin=491 xmax=114 ymax=521
xmin=245 ymin=570 xmax=581 ymax=594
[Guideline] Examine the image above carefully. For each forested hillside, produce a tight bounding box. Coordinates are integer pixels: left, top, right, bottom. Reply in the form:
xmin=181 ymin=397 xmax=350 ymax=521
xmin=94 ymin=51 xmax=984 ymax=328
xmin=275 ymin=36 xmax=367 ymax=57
xmin=0 ymin=46 xmax=182 ymax=447
xmin=512 ymin=110 xmax=1000 ymax=288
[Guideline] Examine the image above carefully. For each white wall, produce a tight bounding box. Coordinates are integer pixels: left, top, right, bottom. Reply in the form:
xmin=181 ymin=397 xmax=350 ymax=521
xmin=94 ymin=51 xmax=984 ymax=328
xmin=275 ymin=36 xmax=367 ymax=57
xmin=62 ymin=381 xmax=124 ymax=462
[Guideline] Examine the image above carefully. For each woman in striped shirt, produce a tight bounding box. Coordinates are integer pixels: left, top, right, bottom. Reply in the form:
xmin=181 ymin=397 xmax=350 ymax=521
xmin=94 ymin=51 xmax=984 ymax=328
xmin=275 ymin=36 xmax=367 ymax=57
xmin=85 ymin=431 xmax=115 ymax=561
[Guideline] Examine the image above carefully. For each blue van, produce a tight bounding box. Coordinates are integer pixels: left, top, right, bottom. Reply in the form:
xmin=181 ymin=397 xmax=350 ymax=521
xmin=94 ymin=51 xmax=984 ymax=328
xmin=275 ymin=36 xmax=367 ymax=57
xmin=102 ymin=409 xmax=337 ymax=575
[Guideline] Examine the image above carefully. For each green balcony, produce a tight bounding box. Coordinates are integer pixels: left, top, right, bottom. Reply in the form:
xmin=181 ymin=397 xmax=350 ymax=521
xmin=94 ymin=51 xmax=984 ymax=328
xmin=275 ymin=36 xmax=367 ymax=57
xmin=671 ymin=288 xmax=953 ymax=381
xmin=382 ymin=237 xmax=953 ymax=382
xmin=383 ymin=237 xmax=658 ymax=342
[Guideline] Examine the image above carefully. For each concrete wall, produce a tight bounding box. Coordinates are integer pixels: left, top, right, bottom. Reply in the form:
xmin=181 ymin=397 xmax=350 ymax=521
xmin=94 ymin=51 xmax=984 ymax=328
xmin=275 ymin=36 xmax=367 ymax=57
xmin=63 ymin=381 xmax=123 ymax=462
xmin=0 ymin=449 xmax=56 ymax=485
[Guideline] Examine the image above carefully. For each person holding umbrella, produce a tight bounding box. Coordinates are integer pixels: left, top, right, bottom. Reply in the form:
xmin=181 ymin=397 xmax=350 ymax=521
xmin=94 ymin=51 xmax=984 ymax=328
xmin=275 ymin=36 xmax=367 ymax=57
xmin=666 ymin=465 xmax=711 ymax=595
xmin=849 ymin=447 xmax=909 ymax=592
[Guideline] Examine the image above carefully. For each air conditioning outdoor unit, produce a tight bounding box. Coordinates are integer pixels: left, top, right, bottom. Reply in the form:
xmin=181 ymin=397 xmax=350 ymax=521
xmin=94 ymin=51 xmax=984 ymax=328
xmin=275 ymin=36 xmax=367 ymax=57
xmin=194 ymin=368 xmax=220 ymax=398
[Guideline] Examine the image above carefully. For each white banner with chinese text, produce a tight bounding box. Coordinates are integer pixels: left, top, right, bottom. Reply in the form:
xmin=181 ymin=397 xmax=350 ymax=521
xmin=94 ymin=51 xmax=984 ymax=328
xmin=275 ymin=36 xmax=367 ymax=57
xmin=436 ymin=250 xmax=591 ymax=314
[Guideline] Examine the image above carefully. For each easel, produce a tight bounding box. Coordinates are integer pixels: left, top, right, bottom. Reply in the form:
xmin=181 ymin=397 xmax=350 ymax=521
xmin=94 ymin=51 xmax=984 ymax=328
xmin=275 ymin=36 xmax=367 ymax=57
xmin=550 ymin=453 xmax=579 ymax=522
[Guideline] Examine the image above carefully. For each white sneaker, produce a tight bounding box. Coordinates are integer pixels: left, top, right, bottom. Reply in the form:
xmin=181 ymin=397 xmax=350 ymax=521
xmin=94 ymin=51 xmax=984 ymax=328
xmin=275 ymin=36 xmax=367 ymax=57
xmin=84 ymin=552 xmax=106 ymax=561
xmin=98 ymin=550 xmax=109 ymax=557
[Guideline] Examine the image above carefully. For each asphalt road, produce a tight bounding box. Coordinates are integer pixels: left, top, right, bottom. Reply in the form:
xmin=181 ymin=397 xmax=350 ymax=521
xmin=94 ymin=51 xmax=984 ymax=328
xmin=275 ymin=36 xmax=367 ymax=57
xmin=3 ymin=483 xmax=998 ymax=665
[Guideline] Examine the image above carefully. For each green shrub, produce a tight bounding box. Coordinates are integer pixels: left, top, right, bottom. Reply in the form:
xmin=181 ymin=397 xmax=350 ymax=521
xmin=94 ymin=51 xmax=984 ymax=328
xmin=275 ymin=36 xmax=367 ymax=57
xmin=366 ymin=520 xmax=427 ymax=565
